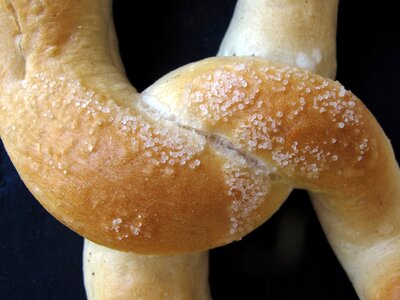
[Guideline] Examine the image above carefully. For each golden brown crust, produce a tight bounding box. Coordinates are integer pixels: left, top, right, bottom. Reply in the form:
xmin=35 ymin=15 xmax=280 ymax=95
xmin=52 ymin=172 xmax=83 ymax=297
xmin=1 ymin=1 xmax=400 ymax=298
xmin=373 ymin=277 xmax=400 ymax=300
xmin=0 ymin=0 xmax=397 ymax=255
xmin=144 ymin=57 xmax=398 ymax=241
xmin=1 ymin=0 xmax=294 ymax=253
xmin=0 ymin=52 xmax=395 ymax=254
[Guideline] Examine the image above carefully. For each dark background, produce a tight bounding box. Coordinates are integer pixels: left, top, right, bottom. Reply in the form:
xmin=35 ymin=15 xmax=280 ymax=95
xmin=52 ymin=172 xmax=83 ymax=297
xmin=1 ymin=1 xmax=399 ymax=299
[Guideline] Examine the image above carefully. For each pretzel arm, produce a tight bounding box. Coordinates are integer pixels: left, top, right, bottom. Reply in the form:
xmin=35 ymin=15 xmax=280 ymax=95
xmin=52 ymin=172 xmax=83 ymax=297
xmin=1 ymin=1 xmax=399 ymax=300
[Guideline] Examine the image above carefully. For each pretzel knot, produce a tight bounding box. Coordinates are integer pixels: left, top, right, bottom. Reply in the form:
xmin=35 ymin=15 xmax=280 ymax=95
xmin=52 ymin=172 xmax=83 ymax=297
xmin=0 ymin=1 xmax=399 ymax=299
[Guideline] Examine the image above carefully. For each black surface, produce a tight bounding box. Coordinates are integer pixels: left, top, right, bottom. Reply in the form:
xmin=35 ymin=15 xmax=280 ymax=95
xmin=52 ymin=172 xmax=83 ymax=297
xmin=0 ymin=1 xmax=399 ymax=299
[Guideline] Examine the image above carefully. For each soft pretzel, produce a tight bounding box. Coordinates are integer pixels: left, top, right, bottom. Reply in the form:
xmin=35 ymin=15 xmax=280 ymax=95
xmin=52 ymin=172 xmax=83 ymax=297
xmin=83 ymin=241 xmax=211 ymax=300
xmin=218 ymin=0 xmax=338 ymax=78
xmin=0 ymin=1 xmax=399 ymax=299
xmin=83 ymin=1 xmax=341 ymax=298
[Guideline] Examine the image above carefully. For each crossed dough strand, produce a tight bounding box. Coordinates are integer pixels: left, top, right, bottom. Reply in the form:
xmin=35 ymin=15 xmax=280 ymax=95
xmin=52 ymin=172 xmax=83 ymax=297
xmin=83 ymin=0 xmax=341 ymax=298
xmin=0 ymin=1 xmax=399 ymax=299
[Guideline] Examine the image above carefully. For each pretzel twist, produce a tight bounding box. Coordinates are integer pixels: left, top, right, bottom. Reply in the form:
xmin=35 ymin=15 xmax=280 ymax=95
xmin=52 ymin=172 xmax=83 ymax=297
xmin=1 ymin=1 xmax=399 ymax=299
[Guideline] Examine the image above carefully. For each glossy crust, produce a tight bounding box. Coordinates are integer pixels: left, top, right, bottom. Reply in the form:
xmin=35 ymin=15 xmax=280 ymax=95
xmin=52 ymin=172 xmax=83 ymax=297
xmin=0 ymin=0 xmax=397 ymax=248
xmin=0 ymin=0 xmax=293 ymax=253
xmin=0 ymin=1 xmax=399 ymax=298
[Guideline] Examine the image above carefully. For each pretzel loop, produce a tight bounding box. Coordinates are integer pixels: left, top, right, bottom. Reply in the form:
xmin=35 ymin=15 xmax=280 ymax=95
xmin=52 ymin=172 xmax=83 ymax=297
xmin=1 ymin=1 xmax=399 ymax=298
